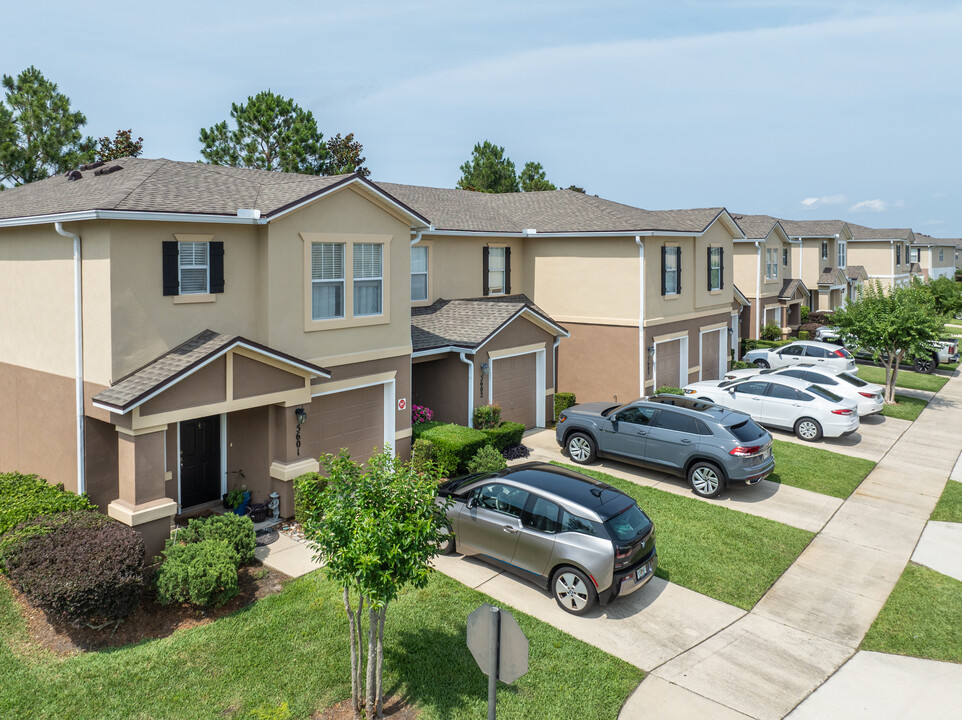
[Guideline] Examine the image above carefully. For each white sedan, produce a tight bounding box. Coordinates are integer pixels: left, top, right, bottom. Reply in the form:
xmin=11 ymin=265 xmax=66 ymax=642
xmin=722 ymin=364 xmax=883 ymax=417
xmin=742 ymin=340 xmax=856 ymax=374
xmin=683 ymin=375 xmax=860 ymax=441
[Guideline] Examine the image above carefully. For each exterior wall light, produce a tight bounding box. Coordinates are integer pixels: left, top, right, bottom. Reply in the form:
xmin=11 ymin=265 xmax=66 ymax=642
xmin=294 ymin=407 xmax=307 ymax=455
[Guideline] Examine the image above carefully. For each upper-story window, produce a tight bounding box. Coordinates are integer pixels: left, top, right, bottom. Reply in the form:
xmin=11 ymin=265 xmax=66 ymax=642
xmin=411 ymin=245 xmax=429 ymax=301
xmin=708 ymin=247 xmax=723 ymax=291
xmin=662 ymin=246 xmax=681 ymax=295
xmin=311 ymin=243 xmax=345 ymax=319
xmin=484 ymin=246 xmax=510 ymax=296
xmin=162 ymin=239 xmax=224 ymax=297
xmin=766 ymin=248 xmax=778 ymax=280
xmin=821 ymin=241 xmax=828 ymax=261
xmin=896 ymin=243 xmax=902 ymax=266
xmin=939 ymin=249 xmax=945 ymax=262
xmin=783 ymin=248 xmax=788 ymax=267
xmin=837 ymin=242 xmax=846 ymax=268
xmin=353 ymin=243 xmax=383 ymax=316
xmin=910 ymin=247 xmax=919 ymax=263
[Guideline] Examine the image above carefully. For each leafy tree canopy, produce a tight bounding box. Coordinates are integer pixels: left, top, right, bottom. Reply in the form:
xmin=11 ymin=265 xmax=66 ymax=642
xmin=922 ymin=275 xmax=962 ymax=317
xmin=519 ymin=161 xmax=557 ymax=191
xmin=97 ymin=129 xmax=143 ymax=162
xmin=0 ymin=66 xmax=95 ymax=186
xmin=199 ymin=90 xmax=329 ymax=175
xmin=326 ymin=132 xmax=369 ymax=177
xmin=457 ymin=140 xmax=520 ymax=193
xmin=832 ymin=280 xmax=945 ymax=402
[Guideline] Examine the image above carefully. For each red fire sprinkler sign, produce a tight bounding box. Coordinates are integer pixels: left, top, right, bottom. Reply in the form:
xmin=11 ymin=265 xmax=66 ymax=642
xmin=397 ymin=398 xmax=407 ymax=411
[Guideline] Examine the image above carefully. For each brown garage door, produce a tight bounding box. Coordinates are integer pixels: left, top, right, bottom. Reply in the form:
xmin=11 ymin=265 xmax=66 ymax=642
xmin=314 ymin=384 xmax=384 ymax=464
xmin=701 ymin=330 xmax=722 ymax=381
xmin=654 ymin=339 xmax=682 ymax=389
xmin=492 ymin=353 xmax=537 ymax=429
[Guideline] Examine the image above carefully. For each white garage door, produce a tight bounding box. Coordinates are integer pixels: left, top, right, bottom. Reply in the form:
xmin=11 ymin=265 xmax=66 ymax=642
xmin=314 ymin=385 xmax=384 ymax=464
xmin=492 ymin=353 xmax=538 ymax=429
xmin=654 ymin=339 xmax=683 ymax=389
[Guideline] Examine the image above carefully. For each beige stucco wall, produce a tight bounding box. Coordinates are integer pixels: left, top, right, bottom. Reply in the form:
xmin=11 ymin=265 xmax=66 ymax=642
xmin=733 ymin=241 xmax=760 ymax=295
xmin=417 ymin=235 xmax=524 ymax=304
xmin=849 ymin=241 xmax=912 ymax=288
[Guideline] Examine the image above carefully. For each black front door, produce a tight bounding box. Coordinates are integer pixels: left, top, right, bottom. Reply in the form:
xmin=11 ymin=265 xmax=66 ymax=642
xmin=180 ymin=415 xmax=221 ymax=508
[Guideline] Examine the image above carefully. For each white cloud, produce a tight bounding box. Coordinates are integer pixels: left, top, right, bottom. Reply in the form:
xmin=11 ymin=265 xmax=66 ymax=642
xmin=850 ymin=199 xmax=887 ymax=212
xmin=925 ymin=219 xmax=946 ymax=225
xmin=801 ymin=195 xmax=846 ymax=209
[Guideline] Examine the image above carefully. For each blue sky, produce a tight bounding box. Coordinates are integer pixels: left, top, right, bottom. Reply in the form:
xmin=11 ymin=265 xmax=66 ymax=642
xmin=5 ymin=1 xmax=961 ymax=235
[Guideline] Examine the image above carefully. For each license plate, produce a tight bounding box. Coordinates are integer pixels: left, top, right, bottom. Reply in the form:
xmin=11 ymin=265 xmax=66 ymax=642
xmin=636 ymin=562 xmax=651 ymax=581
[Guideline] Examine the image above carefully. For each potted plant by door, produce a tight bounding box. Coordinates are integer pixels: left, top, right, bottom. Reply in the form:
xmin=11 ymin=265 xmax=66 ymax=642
xmin=223 ymin=469 xmax=247 ymax=509
xmin=225 ymin=485 xmax=251 ymax=516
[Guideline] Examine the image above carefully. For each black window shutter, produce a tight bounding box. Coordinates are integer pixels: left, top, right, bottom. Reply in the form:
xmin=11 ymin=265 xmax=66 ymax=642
xmin=482 ymin=247 xmax=490 ymax=295
xmin=504 ymin=247 xmax=511 ymax=295
xmin=707 ymin=246 xmax=712 ymax=292
xmin=163 ymin=241 xmax=179 ymax=295
xmin=209 ymin=241 xmax=225 ymax=293
xmin=677 ymin=247 xmax=682 ymax=293
xmin=661 ymin=246 xmax=667 ymax=295
xmin=720 ymin=248 xmax=725 ymax=290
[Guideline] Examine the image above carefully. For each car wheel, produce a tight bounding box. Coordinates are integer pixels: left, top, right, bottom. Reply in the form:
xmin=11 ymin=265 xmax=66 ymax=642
xmin=794 ymin=417 xmax=823 ymax=442
xmin=552 ymin=566 xmax=597 ymax=615
xmin=566 ymin=432 xmax=597 ymax=464
xmin=753 ymin=359 xmax=770 ymax=369
xmin=688 ymin=461 xmax=725 ymax=498
xmin=913 ymin=356 xmax=936 ymax=374
xmin=437 ymin=524 xmax=456 ymax=555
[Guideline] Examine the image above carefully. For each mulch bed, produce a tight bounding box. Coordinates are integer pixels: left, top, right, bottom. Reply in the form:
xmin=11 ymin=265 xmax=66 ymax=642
xmin=312 ymin=696 xmax=420 ymax=720
xmin=2 ymin=562 xmax=290 ymax=656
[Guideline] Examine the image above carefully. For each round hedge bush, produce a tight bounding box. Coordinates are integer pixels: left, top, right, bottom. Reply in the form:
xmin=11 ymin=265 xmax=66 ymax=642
xmin=3 ymin=510 xmax=144 ymax=626
xmin=155 ymin=539 xmax=239 ymax=608
xmin=176 ymin=513 xmax=255 ymax=567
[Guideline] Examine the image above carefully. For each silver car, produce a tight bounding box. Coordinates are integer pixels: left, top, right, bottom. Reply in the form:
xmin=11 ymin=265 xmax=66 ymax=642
xmin=437 ymin=463 xmax=657 ymax=616
xmin=743 ymin=340 xmax=856 ymax=373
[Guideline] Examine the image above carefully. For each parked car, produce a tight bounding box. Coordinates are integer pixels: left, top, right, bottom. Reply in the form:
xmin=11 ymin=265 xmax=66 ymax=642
xmin=555 ymin=395 xmax=774 ymax=498
xmin=682 ymin=376 xmax=859 ymax=441
xmin=722 ymin=363 xmax=883 ymax=416
xmin=813 ymin=328 xmax=958 ymax=374
xmin=437 ymin=463 xmax=657 ymax=615
xmin=742 ymin=340 xmax=856 ymax=374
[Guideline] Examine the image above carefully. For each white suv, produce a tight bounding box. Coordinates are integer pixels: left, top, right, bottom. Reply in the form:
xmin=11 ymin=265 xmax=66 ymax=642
xmin=742 ymin=340 xmax=856 ymax=374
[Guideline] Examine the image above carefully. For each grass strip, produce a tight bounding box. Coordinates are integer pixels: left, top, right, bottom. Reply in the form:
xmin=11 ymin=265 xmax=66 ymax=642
xmin=880 ymin=394 xmax=929 ymax=421
xmin=931 ymin=479 xmax=962 ymax=523
xmin=861 ymin=564 xmax=962 ymax=663
xmin=0 ymin=571 xmax=641 ymax=720
xmin=855 ymin=365 xmax=949 ymax=392
xmin=554 ymin=462 xmax=813 ymax=610
xmin=767 ymin=440 xmax=875 ymax=498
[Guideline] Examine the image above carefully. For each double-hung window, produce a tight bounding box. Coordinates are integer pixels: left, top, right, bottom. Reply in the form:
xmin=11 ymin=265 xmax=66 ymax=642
xmin=411 ymin=245 xmax=428 ymax=302
xmin=783 ymin=248 xmax=789 ymax=267
xmin=662 ymin=246 xmax=680 ymax=295
xmin=311 ymin=243 xmax=345 ymax=320
xmin=939 ymin=249 xmax=944 ymax=262
xmin=353 ymin=243 xmax=383 ymax=316
xmin=896 ymin=243 xmax=902 ymax=266
xmin=163 ymin=238 xmax=224 ymax=297
xmin=486 ymin=247 xmax=507 ymax=295
xmin=910 ymin=247 xmax=919 ymax=263
xmin=837 ymin=242 xmax=846 ymax=268
xmin=821 ymin=241 xmax=828 ymax=261
xmin=179 ymin=242 xmax=209 ymax=294
xmin=766 ymin=248 xmax=778 ymax=280
xmin=708 ymin=247 xmax=723 ymax=291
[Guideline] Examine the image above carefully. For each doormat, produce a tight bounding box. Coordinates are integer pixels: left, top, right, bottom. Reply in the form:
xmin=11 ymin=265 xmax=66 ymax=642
xmin=255 ymin=528 xmax=279 ymax=546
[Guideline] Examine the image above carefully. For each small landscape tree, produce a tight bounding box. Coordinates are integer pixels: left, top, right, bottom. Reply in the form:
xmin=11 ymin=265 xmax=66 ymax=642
xmin=301 ymin=449 xmax=449 ymax=719
xmin=831 ymin=280 xmax=945 ymax=402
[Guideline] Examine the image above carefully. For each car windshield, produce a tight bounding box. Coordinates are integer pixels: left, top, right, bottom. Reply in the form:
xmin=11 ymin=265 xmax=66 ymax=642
xmin=837 ymin=372 xmax=868 ymax=387
xmin=807 ymin=385 xmax=843 ymax=402
xmin=603 ymin=505 xmax=652 ymax=541
xmin=728 ymin=419 xmax=767 ymax=442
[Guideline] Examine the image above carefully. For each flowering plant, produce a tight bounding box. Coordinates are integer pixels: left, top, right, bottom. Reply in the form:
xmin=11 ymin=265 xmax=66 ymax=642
xmin=411 ymin=404 xmax=434 ymax=424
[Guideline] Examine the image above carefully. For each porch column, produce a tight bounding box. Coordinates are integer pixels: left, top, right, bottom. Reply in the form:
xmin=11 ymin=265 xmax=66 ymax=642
xmin=269 ymin=405 xmax=320 ymax=519
xmin=108 ymin=425 xmax=177 ymax=562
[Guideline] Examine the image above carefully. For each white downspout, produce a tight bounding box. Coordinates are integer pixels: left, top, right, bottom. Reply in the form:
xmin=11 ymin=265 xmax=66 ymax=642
xmin=754 ymin=241 xmax=762 ymax=339
xmin=552 ymin=336 xmax=561 ymax=420
xmin=54 ymin=222 xmax=85 ymax=495
xmin=890 ymin=240 xmax=895 ymax=282
xmin=410 ymin=229 xmax=424 ymax=247
xmin=635 ymin=236 xmax=646 ymax=397
xmin=459 ymin=352 xmax=475 ymax=428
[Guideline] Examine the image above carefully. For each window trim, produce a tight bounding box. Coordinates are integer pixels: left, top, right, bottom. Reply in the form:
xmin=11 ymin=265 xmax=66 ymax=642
xmin=411 ymin=244 xmax=429 ymax=303
xmin=164 ymin=235 xmax=224 ymax=299
xmin=837 ymin=241 xmax=846 ymax=268
xmin=311 ymin=242 xmax=346 ymax=320
xmin=353 ymin=242 xmax=383 ymax=317
xmin=707 ymin=246 xmax=723 ymax=291
xmin=484 ymin=245 xmax=511 ymax=297
xmin=662 ymin=245 xmax=681 ymax=296
xmin=821 ymin=241 xmax=828 ymax=261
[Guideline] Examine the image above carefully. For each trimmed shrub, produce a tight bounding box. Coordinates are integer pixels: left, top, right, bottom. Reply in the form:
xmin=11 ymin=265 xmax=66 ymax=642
xmin=473 ymin=404 xmax=502 ymax=430
xmin=797 ymin=330 xmax=809 ymax=340
xmin=761 ymin=323 xmax=782 ymax=341
xmin=156 ymin=539 xmax=239 ymax=608
xmin=741 ymin=338 xmax=759 ymax=353
xmin=654 ymin=386 xmax=684 ymax=395
xmin=482 ymin=422 xmax=526 ymax=452
xmin=411 ymin=420 xmax=444 ymax=440
xmin=176 ymin=513 xmax=255 ymax=567
xmin=0 ymin=471 xmax=96 ymax=536
xmin=4 ymin=510 xmax=144 ymax=625
xmin=467 ymin=445 xmax=507 ymax=474
xmin=807 ymin=311 xmax=833 ymax=325
xmin=754 ymin=339 xmax=792 ymax=349
xmin=294 ymin=472 xmax=328 ymax=525
xmin=731 ymin=361 xmax=755 ymax=370
xmin=554 ymin=392 xmax=577 ymax=418
xmin=800 ymin=305 xmax=810 ymax=323
xmin=415 ymin=423 xmax=490 ymax=475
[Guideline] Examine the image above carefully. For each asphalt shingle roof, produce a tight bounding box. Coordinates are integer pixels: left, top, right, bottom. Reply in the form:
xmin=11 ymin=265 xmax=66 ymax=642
xmin=411 ymin=295 xmax=565 ymax=352
xmin=778 ymin=219 xmax=850 ymax=238
xmin=731 ymin=214 xmax=784 ymax=240
xmin=847 ymin=223 xmax=914 ymax=241
xmin=845 ymin=265 xmax=868 ymax=281
xmin=816 ymin=267 xmax=847 ymax=285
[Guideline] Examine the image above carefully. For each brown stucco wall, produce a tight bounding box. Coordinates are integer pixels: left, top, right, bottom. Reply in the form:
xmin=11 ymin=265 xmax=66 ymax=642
xmin=84 ymin=417 xmax=119 ymax=510
xmin=233 ymin=354 xmax=304 ymax=400
xmin=413 ymin=355 xmax=467 ymax=426
xmin=646 ymin=311 xmax=732 ymax=388
xmin=557 ymin=323 xmax=639 ymax=404
xmin=139 ymin=356 xmax=228 ymax=417
xmin=227 ymin=406 xmax=272 ymax=504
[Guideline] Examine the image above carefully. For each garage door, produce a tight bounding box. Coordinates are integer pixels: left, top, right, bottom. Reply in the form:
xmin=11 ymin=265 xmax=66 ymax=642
xmin=654 ymin=339 xmax=682 ymax=389
xmin=492 ymin=353 xmax=537 ymax=428
xmin=701 ymin=330 xmax=723 ymax=381
xmin=314 ymin=384 xmax=384 ymax=464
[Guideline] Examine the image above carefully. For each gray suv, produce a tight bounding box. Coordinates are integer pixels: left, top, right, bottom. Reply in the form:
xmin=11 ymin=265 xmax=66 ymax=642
xmin=556 ymin=395 xmax=775 ymax=498
xmin=437 ymin=463 xmax=657 ymax=616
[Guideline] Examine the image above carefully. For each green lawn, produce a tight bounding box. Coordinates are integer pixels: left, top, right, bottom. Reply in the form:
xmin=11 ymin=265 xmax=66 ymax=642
xmin=856 ymin=365 xmax=949 ymax=392
xmin=766 ymin=440 xmax=875 ymax=498
xmin=555 ymin=463 xmax=813 ymax=610
xmin=880 ymin=394 xmax=929 ymax=422
xmin=861 ymin=564 xmax=962 ymax=664
xmin=931 ymin=480 xmax=962 ymax=523
xmin=0 ymin=571 xmax=642 ymax=720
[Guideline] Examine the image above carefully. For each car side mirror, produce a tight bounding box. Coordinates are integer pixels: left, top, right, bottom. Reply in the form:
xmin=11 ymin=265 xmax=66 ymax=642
xmin=466 ymin=496 xmax=477 ymax=509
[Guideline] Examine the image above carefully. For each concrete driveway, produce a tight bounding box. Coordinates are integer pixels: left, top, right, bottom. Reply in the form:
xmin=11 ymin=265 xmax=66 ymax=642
xmin=767 ymin=411 xmax=911 ymax=462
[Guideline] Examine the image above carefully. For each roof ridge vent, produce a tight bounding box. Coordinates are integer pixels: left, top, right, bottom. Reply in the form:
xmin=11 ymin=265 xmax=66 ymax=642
xmin=80 ymin=161 xmax=105 ymax=171
xmin=94 ymin=164 xmax=123 ymax=176
xmin=65 ymin=169 xmax=83 ymax=181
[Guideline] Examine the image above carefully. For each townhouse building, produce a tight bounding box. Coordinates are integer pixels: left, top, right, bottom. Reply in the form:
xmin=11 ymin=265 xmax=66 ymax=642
xmin=779 ymin=219 xmax=866 ymax=311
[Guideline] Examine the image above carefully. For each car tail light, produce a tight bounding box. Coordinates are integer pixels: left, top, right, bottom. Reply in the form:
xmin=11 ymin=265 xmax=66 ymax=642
xmin=831 ymin=408 xmax=853 ymax=415
xmin=729 ymin=445 xmax=761 ymax=457
xmin=614 ymin=545 xmax=634 ymax=570
xmin=858 ymin=391 xmax=876 ymax=398
xmin=833 ymin=349 xmax=849 ymax=358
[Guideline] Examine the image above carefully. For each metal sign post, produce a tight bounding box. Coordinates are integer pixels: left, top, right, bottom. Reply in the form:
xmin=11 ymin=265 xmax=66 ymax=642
xmin=466 ymin=603 xmax=529 ymax=720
